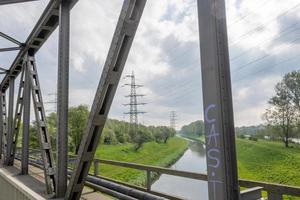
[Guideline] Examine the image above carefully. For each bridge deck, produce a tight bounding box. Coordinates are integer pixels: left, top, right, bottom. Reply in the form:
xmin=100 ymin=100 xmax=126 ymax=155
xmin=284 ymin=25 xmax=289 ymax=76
xmin=0 ymin=159 xmax=113 ymax=200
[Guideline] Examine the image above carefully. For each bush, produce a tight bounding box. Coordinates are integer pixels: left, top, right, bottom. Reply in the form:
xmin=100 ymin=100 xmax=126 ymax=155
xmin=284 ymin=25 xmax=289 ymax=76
xmin=249 ymin=136 xmax=258 ymax=142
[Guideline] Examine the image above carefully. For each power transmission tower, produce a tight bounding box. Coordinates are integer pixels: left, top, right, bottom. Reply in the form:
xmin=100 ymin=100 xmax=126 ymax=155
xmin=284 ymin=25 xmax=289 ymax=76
xmin=170 ymin=111 xmax=177 ymax=130
xmin=123 ymin=71 xmax=146 ymax=134
xmin=45 ymin=93 xmax=57 ymax=113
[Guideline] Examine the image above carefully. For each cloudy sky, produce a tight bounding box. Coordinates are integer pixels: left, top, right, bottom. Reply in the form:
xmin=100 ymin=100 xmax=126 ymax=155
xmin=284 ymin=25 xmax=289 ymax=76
xmin=0 ymin=0 xmax=299 ymax=129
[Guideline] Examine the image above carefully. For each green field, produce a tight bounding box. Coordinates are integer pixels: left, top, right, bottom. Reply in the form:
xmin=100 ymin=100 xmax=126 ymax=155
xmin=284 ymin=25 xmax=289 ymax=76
xmin=94 ymin=137 xmax=189 ymax=186
xmin=237 ymin=139 xmax=300 ymax=199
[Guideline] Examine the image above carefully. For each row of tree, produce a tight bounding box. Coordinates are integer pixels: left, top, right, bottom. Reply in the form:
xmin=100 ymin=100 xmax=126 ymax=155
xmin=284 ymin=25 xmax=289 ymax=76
xmin=179 ymin=120 xmax=204 ymax=138
xmin=27 ymin=105 xmax=176 ymax=153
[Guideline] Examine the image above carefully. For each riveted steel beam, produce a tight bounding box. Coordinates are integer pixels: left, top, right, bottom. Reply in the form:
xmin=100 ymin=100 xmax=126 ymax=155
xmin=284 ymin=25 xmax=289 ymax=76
xmin=56 ymin=0 xmax=71 ymax=197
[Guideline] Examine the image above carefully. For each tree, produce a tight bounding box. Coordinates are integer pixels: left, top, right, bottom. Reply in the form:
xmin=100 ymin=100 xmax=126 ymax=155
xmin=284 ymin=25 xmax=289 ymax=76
xmin=68 ymin=105 xmax=89 ymax=154
xmin=263 ymin=82 xmax=297 ymax=147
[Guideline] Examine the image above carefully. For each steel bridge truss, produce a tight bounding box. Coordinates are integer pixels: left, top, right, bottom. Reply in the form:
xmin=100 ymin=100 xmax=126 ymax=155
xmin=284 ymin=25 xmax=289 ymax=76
xmin=0 ymin=0 xmax=240 ymax=200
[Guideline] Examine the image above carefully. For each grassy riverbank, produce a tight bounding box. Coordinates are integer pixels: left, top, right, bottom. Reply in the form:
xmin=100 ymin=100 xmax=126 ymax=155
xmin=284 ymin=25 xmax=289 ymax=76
xmin=237 ymin=139 xmax=300 ymax=199
xmin=93 ymin=137 xmax=189 ymax=186
xmin=179 ymin=134 xmax=205 ymax=143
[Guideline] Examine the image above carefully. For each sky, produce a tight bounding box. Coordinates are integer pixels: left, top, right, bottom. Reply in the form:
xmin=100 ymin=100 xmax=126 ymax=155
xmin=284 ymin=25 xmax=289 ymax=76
xmin=0 ymin=0 xmax=299 ymax=129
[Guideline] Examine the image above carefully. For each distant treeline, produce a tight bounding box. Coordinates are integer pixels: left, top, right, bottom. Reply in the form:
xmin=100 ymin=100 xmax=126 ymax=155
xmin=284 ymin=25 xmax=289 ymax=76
xmin=179 ymin=120 xmax=204 ymax=139
xmin=27 ymin=105 xmax=176 ymax=153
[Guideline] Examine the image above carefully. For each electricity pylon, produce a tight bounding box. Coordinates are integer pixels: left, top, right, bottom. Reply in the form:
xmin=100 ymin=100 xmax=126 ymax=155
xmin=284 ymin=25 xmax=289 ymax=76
xmin=123 ymin=71 xmax=146 ymax=134
xmin=170 ymin=111 xmax=177 ymax=130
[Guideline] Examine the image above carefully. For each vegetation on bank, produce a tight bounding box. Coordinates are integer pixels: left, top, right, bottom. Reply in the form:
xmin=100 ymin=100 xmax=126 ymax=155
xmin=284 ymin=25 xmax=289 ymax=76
xmin=237 ymin=138 xmax=300 ymax=199
xmin=237 ymin=138 xmax=300 ymax=185
xmin=28 ymin=105 xmax=176 ymax=153
xmin=94 ymin=137 xmax=189 ymax=186
xmin=179 ymin=120 xmax=204 ymax=141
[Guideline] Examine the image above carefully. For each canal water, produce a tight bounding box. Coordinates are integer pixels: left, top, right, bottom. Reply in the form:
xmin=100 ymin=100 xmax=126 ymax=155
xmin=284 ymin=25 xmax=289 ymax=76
xmin=151 ymin=139 xmax=209 ymax=200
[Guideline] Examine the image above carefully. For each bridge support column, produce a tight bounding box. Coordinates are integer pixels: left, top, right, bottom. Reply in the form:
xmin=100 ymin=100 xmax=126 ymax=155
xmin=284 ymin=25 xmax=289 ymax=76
xmin=0 ymin=90 xmax=3 ymax=159
xmin=21 ymin=56 xmax=31 ymax=175
xmin=56 ymin=0 xmax=71 ymax=197
xmin=197 ymin=0 xmax=240 ymax=199
xmin=4 ymin=77 xmax=14 ymax=165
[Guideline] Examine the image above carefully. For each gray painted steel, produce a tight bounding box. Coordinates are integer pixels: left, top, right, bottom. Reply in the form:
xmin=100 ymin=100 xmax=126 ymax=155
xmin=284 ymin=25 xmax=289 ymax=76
xmin=0 ymin=0 xmax=79 ymax=92
xmin=1 ymin=92 xmax=8 ymax=160
xmin=197 ymin=0 xmax=240 ymax=199
xmin=240 ymin=187 xmax=262 ymax=200
xmin=0 ymin=0 xmax=39 ymax=5
xmin=0 ymin=91 xmax=3 ymax=159
xmin=0 ymin=47 xmax=22 ymax=52
xmin=0 ymin=32 xmax=22 ymax=46
xmin=56 ymin=0 xmax=71 ymax=197
xmin=21 ymin=57 xmax=31 ymax=175
xmin=65 ymin=0 xmax=147 ymax=199
xmin=5 ymin=77 xmax=14 ymax=165
xmin=6 ymin=67 xmax=25 ymax=165
xmin=27 ymin=56 xmax=56 ymax=195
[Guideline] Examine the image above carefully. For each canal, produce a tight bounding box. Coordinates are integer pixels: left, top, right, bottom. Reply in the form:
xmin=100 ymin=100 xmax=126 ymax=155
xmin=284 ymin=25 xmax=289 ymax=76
xmin=151 ymin=139 xmax=209 ymax=200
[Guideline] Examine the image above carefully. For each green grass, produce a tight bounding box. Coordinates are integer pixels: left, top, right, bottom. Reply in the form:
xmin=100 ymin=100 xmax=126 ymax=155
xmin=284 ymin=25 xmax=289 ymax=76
xmin=237 ymin=139 xmax=300 ymax=199
xmin=93 ymin=137 xmax=189 ymax=186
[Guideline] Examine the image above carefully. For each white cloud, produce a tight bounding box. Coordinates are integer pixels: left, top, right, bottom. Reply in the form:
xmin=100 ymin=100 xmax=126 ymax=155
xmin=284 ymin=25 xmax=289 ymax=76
xmin=1 ymin=0 xmax=299 ymax=129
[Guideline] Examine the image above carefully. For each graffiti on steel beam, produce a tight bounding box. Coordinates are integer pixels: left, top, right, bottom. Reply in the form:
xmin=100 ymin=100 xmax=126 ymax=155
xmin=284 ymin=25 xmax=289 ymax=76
xmin=204 ymin=103 xmax=223 ymax=199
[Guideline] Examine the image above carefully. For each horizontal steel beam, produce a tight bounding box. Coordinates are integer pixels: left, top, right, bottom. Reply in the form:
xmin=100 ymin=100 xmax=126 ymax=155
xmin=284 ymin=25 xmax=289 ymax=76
xmin=0 ymin=0 xmax=39 ymax=5
xmin=0 ymin=0 xmax=79 ymax=91
xmin=0 ymin=47 xmax=22 ymax=52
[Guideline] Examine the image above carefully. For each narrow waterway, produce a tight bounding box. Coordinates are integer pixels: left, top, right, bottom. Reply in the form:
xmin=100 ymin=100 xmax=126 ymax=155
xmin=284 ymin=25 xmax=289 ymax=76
xmin=151 ymin=139 xmax=209 ymax=200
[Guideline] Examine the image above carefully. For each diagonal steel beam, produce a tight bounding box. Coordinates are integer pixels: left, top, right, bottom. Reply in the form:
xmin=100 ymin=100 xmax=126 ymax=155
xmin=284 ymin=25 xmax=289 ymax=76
xmin=65 ymin=0 xmax=147 ymax=199
xmin=0 ymin=0 xmax=79 ymax=92
xmin=0 ymin=32 xmax=22 ymax=46
xmin=0 ymin=0 xmax=39 ymax=5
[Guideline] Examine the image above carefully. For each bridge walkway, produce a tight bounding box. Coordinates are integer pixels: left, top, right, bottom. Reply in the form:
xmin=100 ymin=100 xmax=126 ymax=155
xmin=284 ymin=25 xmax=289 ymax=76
xmin=0 ymin=159 xmax=113 ymax=200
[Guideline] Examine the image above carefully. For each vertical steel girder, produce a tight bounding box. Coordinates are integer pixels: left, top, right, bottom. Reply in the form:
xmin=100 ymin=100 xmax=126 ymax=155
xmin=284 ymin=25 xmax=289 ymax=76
xmin=6 ymin=67 xmax=25 ymax=165
xmin=56 ymin=0 xmax=71 ymax=197
xmin=1 ymin=92 xmax=8 ymax=160
xmin=0 ymin=91 xmax=3 ymax=159
xmin=65 ymin=0 xmax=147 ymax=199
xmin=4 ymin=77 xmax=14 ymax=165
xmin=21 ymin=56 xmax=31 ymax=175
xmin=27 ymin=55 xmax=56 ymax=195
xmin=197 ymin=0 xmax=240 ymax=199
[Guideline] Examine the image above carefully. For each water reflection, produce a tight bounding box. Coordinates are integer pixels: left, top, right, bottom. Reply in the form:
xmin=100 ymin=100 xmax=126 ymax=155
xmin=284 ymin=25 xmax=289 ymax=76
xmin=151 ymin=140 xmax=209 ymax=200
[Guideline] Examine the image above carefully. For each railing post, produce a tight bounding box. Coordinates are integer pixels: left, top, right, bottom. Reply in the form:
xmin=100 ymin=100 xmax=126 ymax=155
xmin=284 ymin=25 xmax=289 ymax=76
xmin=146 ymin=170 xmax=151 ymax=192
xmin=94 ymin=160 xmax=99 ymax=177
xmin=93 ymin=160 xmax=99 ymax=192
xmin=268 ymin=191 xmax=283 ymax=200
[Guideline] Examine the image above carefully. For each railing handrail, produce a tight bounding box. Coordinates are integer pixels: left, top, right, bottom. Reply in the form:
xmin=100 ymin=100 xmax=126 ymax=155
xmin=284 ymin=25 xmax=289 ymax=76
xmin=14 ymin=148 xmax=300 ymax=198
xmin=95 ymin=158 xmax=207 ymax=181
xmin=95 ymin=158 xmax=300 ymax=197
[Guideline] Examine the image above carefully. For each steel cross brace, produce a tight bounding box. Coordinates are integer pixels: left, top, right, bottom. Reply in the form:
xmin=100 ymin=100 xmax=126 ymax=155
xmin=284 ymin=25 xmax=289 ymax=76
xmin=65 ymin=0 xmax=147 ymax=199
xmin=0 ymin=0 xmax=39 ymax=5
